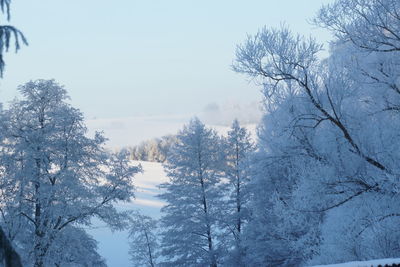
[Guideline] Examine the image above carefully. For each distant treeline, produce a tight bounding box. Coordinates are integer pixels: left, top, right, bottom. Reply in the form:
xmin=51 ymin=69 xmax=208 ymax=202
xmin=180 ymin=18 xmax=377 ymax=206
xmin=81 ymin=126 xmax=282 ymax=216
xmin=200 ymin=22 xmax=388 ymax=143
xmin=128 ymin=135 xmax=177 ymax=162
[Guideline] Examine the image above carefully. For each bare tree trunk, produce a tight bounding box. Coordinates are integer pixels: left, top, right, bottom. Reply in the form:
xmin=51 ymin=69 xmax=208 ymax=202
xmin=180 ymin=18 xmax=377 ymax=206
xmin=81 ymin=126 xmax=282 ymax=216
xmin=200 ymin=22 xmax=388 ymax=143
xmin=33 ymin=240 xmax=51 ymax=267
xmin=200 ymin=177 xmax=217 ymax=267
xmin=144 ymin=230 xmax=155 ymax=267
xmin=198 ymin=151 xmax=217 ymax=267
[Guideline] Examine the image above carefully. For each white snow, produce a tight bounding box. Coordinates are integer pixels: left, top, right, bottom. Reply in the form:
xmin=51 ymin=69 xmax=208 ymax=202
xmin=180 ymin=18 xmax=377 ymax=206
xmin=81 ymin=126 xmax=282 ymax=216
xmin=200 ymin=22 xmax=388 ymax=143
xmin=312 ymin=258 xmax=400 ymax=267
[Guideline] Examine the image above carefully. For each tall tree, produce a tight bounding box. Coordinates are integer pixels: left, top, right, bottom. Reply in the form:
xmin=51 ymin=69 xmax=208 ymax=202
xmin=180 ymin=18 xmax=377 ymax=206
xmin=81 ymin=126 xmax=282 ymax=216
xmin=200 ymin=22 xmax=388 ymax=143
xmin=233 ymin=0 xmax=400 ymax=264
xmin=0 ymin=80 xmax=139 ymax=266
xmin=158 ymin=118 xmax=224 ymax=267
xmin=221 ymin=119 xmax=254 ymax=266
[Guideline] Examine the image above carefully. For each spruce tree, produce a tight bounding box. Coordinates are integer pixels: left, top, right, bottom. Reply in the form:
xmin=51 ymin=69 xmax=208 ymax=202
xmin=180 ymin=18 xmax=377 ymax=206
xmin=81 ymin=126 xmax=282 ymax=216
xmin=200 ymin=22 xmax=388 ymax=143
xmin=222 ymin=119 xmax=254 ymax=266
xmin=158 ymin=118 xmax=224 ymax=267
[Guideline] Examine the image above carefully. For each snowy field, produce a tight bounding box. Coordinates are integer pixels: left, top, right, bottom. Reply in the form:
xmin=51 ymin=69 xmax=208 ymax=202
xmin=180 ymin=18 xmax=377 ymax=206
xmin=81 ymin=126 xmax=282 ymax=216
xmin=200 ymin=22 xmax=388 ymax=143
xmin=87 ymin=161 xmax=167 ymax=267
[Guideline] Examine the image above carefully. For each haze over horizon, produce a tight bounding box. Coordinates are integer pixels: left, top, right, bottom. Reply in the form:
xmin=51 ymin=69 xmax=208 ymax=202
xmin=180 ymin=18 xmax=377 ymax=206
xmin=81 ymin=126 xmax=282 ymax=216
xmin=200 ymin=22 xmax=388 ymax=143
xmin=0 ymin=0 xmax=333 ymax=127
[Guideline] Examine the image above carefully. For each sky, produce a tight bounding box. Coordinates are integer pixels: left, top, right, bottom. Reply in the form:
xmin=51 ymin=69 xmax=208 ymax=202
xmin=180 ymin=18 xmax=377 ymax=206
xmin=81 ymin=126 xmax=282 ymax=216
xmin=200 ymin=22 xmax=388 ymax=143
xmin=0 ymin=0 xmax=334 ymax=124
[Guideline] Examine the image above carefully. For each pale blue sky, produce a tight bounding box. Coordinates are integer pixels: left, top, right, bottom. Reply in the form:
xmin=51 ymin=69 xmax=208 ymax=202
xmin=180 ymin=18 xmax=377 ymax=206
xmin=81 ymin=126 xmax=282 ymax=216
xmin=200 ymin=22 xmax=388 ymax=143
xmin=0 ymin=0 xmax=334 ymax=119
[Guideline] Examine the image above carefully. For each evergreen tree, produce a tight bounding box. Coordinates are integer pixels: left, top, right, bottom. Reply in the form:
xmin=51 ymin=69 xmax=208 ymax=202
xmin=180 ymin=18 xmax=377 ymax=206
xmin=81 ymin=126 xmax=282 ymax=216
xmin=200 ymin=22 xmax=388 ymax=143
xmin=158 ymin=118 xmax=224 ymax=267
xmin=221 ymin=119 xmax=254 ymax=266
xmin=0 ymin=0 xmax=27 ymax=77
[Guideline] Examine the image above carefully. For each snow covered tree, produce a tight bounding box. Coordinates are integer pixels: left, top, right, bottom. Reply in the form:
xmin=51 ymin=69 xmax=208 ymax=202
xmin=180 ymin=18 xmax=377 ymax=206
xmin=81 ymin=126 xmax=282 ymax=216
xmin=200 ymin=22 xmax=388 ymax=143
xmin=315 ymin=0 xmax=400 ymax=53
xmin=129 ymin=135 xmax=177 ymax=163
xmin=310 ymin=0 xmax=400 ymax=262
xmin=220 ymin=119 xmax=254 ymax=266
xmin=233 ymin=25 xmax=331 ymax=265
xmin=128 ymin=212 xmax=159 ymax=267
xmin=233 ymin=0 xmax=400 ymax=264
xmin=45 ymin=226 xmax=107 ymax=267
xmin=0 ymin=0 xmax=27 ymax=76
xmin=0 ymin=2 xmax=27 ymax=263
xmin=0 ymin=79 xmax=139 ymax=266
xmin=158 ymin=118 xmax=224 ymax=267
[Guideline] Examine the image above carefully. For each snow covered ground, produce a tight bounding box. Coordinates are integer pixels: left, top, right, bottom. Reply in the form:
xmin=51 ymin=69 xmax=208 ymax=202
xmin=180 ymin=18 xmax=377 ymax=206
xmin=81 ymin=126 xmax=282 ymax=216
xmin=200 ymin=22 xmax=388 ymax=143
xmin=312 ymin=258 xmax=400 ymax=267
xmin=87 ymin=161 xmax=167 ymax=267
